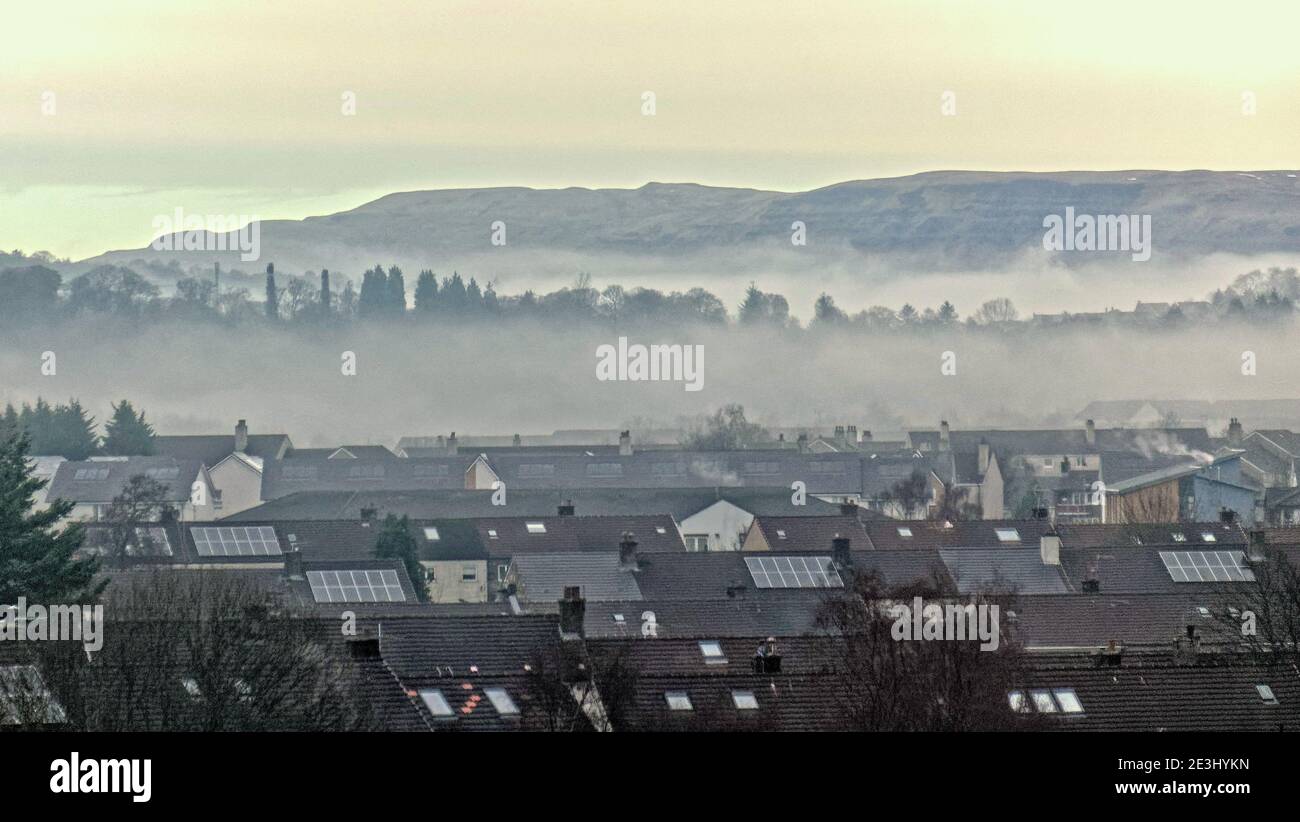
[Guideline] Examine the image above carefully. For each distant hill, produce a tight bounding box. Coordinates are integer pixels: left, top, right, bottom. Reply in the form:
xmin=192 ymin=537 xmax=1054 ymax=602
xmin=77 ymin=170 xmax=1300 ymax=281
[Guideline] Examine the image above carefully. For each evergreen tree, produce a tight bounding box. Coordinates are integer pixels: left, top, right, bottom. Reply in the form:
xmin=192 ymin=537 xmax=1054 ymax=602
xmin=358 ymin=265 xmax=388 ymax=318
xmin=414 ymin=270 xmax=438 ymax=313
xmin=0 ymin=429 xmax=104 ymax=604
xmin=441 ymin=272 xmax=467 ymax=315
xmin=387 ymin=266 xmax=407 ymax=314
xmin=937 ymin=301 xmax=959 ymax=324
xmin=466 ymin=277 xmax=483 ymax=313
xmin=738 ymin=283 xmax=768 ymax=325
xmin=102 ymin=400 xmax=156 ymax=456
xmin=482 ymin=283 xmax=500 ymax=314
xmin=49 ymin=400 xmax=98 ymax=460
xmin=265 ymin=263 xmax=279 ymax=320
xmin=373 ymin=514 xmax=427 ymax=601
xmin=320 ymin=270 xmax=332 ymax=317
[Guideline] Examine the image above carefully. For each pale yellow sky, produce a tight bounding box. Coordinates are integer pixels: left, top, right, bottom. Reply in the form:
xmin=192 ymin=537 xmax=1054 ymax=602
xmin=2 ymin=0 xmax=1298 ymax=259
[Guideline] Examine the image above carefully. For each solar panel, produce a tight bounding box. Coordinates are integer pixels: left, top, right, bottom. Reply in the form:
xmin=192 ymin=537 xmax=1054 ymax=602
xmin=305 ymin=569 xmax=406 ymax=602
xmin=744 ymin=556 xmax=844 ymax=589
xmin=134 ymin=527 xmax=173 ymax=557
xmin=1158 ymin=551 xmax=1255 ymax=582
xmin=191 ymin=526 xmax=282 ymax=557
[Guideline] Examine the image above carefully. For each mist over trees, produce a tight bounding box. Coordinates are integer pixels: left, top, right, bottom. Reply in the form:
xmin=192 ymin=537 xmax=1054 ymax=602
xmin=1 ymin=397 xmax=155 ymax=459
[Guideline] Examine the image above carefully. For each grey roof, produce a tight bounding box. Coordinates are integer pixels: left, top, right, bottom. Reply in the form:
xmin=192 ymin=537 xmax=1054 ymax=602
xmin=154 ymin=433 xmax=289 ymax=466
xmin=938 ymin=548 xmax=1070 ymax=594
xmin=48 ymin=457 xmax=204 ymax=504
xmin=908 ymin=427 xmax=1216 ymax=458
xmin=260 ymin=456 xmax=479 ymax=499
xmin=511 ymin=553 xmax=643 ymax=602
xmin=227 ymin=487 xmax=845 ymax=522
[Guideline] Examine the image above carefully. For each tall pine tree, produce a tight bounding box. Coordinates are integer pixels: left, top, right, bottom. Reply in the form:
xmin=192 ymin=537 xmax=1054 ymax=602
xmin=102 ymin=400 xmax=155 ymax=456
xmin=265 ymin=263 xmax=279 ymax=320
xmin=414 ymin=270 xmax=438 ymax=313
xmin=373 ymin=514 xmax=426 ymax=601
xmin=387 ymin=266 xmax=407 ymax=315
xmin=0 ymin=429 xmax=104 ymax=604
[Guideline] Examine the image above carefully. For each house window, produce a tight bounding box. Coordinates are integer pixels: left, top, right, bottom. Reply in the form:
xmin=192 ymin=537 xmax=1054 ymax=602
xmin=897 ymin=527 xmax=913 ymax=538
xmin=665 ymin=691 xmax=693 ymax=711
xmin=423 ymin=527 xmax=440 ymax=541
xmin=698 ymin=640 xmax=726 ymax=663
xmin=487 ymin=529 xmax=498 ymax=539
xmin=775 ymin=529 xmax=787 ymax=540
xmin=684 ymin=534 xmax=709 ymax=552
xmin=1053 ymin=689 xmax=1084 ymax=714
xmin=732 ymin=690 xmax=759 ymax=710
xmin=497 ymin=563 xmax=509 ymax=583
xmin=461 ymin=565 xmax=477 ymax=581
xmin=525 ymin=522 xmax=547 ymax=534
xmin=994 ymin=528 xmax=1021 ymax=542
xmin=1029 ymin=690 xmax=1057 ymax=713
xmin=1257 ymin=684 xmax=1278 ymax=705
xmin=1007 ymin=691 xmax=1030 ymax=713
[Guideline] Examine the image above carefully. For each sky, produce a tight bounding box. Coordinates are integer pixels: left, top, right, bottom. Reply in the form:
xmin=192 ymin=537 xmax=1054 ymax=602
xmin=3 ymin=0 xmax=1299 ymax=259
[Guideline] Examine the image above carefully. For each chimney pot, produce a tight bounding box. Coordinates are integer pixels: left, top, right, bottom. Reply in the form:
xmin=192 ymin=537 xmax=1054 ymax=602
xmin=619 ymin=430 xmax=632 ymax=456
xmin=939 ymin=420 xmax=950 ymax=451
xmin=618 ymin=532 xmax=639 ymax=571
xmin=559 ymin=586 xmax=586 ymax=637
xmin=557 ymin=500 xmax=575 ymax=517
xmin=1085 ymin=419 xmax=1097 ymax=447
xmin=446 ymin=432 xmax=458 ymax=455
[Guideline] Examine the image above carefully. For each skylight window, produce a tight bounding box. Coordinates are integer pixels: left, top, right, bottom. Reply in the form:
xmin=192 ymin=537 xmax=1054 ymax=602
xmin=732 ymin=690 xmax=759 ymax=710
xmin=655 ymin=526 xmax=667 ymax=534
xmin=483 ymin=687 xmax=519 ymax=716
xmin=419 ymin=689 xmax=454 ymax=717
xmin=1256 ymin=684 xmax=1278 ymax=705
xmin=423 ymin=527 xmax=440 ymax=541
xmin=1201 ymin=533 xmax=1216 ymax=542
xmin=1007 ymin=691 xmax=1030 ymax=713
xmin=525 ymin=522 xmax=547 ymax=534
xmin=181 ymin=677 xmax=202 ymax=699
xmin=699 ymin=640 xmax=726 ymax=663
xmin=775 ymin=529 xmax=787 ymax=539
xmin=487 ymin=529 xmax=498 ymax=539
xmin=1053 ymin=689 xmax=1084 ymax=714
xmin=1029 ymin=690 xmax=1057 ymax=713
xmin=897 ymin=527 xmax=913 ymax=538
xmin=994 ymin=528 xmax=1021 ymax=542
xmin=665 ymin=691 xmax=693 ymax=711
xmin=612 ymin=613 xmax=625 ymax=623
xmin=1171 ymin=532 xmax=1187 ymax=542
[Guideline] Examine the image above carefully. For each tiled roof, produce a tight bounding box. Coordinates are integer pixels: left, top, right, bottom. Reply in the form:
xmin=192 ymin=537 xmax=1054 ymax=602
xmin=48 ymin=457 xmax=204 ymax=504
xmin=1056 ymin=522 xmax=1247 ymax=549
xmin=154 ymin=433 xmax=290 ymax=466
xmin=511 ymin=553 xmax=644 ymax=602
xmin=939 ymin=548 xmax=1071 ymax=594
xmin=748 ymin=514 xmax=874 ymax=551
xmin=473 ymin=515 xmax=684 ymax=558
xmin=863 ymin=519 xmax=1054 ymax=551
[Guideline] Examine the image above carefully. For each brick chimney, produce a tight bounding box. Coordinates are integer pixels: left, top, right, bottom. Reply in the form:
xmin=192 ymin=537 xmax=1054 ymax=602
xmin=939 ymin=420 xmax=950 ymax=451
xmin=557 ymin=500 xmax=575 ymax=516
xmin=619 ymin=430 xmax=632 ymax=456
xmin=559 ymin=586 xmax=585 ymax=637
xmin=1085 ymin=419 xmax=1096 ymax=447
xmin=797 ymin=433 xmax=809 ymax=453
xmin=978 ymin=438 xmax=990 ymax=474
xmin=1247 ymin=529 xmax=1267 ymax=562
xmin=446 ymin=432 xmax=458 ymax=455
xmin=846 ymin=425 xmax=858 ymax=444
xmin=1227 ymin=418 xmax=1244 ymax=447
xmin=512 ymin=433 xmax=521 ymax=447
xmin=618 ymin=532 xmax=638 ymax=571
xmin=283 ymin=547 xmax=304 ymax=580
xmin=235 ymin=419 xmax=249 ymax=453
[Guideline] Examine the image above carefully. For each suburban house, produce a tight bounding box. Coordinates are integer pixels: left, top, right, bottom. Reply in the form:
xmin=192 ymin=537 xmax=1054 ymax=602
xmin=154 ymin=419 xmax=292 ymax=518
xmin=47 ymin=456 xmax=218 ymax=522
xmin=1103 ymin=453 xmax=1259 ymax=525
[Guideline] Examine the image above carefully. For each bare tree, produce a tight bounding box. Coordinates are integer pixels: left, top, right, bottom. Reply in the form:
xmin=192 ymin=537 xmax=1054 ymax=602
xmin=103 ymin=474 xmax=175 ymax=567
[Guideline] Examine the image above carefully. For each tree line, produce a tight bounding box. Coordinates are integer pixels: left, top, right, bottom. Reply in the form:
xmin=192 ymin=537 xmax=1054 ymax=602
xmin=0 ymin=398 xmax=156 ymax=460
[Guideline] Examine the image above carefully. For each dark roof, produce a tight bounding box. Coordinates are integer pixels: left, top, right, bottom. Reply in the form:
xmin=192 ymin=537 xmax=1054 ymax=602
xmin=1017 ymin=651 xmax=1300 ymax=731
xmin=908 ymin=427 xmax=1216 ymax=457
xmin=287 ymin=445 xmax=397 ymax=460
xmin=1055 ymin=522 xmax=1247 ymax=549
xmin=474 ymin=515 xmax=684 ymax=558
xmin=48 ymin=458 xmax=205 ymax=504
xmin=939 ymin=548 xmax=1071 ymax=594
xmin=154 ymin=433 xmax=290 ymax=466
xmin=747 ymin=514 xmax=873 ymax=551
xmin=1010 ymin=594 xmax=1241 ymax=650
xmin=226 ymin=487 xmax=846 ymax=522
xmin=511 ymin=554 xmax=644 ymax=602
xmin=260 ymin=456 xmax=479 ymax=499
xmin=863 ymin=519 xmax=1055 ymax=551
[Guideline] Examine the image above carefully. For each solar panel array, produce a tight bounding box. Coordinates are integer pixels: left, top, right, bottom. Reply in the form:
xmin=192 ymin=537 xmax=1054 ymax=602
xmin=745 ymin=555 xmax=844 ymax=589
xmin=306 ymin=570 xmax=406 ymax=603
xmin=191 ymin=526 xmax=282 ymax=557
xmin=135 ymin=526 xmax=173 ymax=557
xmin=1159 ymin=550 xmax=1256 ymax=582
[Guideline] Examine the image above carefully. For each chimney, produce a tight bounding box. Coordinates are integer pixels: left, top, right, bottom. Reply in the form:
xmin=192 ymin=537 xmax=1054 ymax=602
xmin=1081 ymin=559 xmax=1100 ymax=593
xmin=939 ymin=420 xmax=950 ymax=451
xmin=1227 ymin=418 xmax=1244 ymax=447
xmin=1247 ymin=529 xmax=1267 ymax=562
xmin=512 ymin=433 xmax=521 ymax=448
xmin=846 ymin=424 xmax=857 ymax=444
xmin=834 ymin=425 xmax=845 ymax=443
xmin=1097 ymin=639 xmax=1123 ymax=667
xmin=839 ymin=501 xmax=858 ymax=516
xmin=797 ymin=433 xmax=809 ymax=453
xmin=1039 ymin=530 xmax=1061 ymax=566
xmin=1085 ymin=419 xmax=1096 ymax=447
xmin=861 ymin=430 xmax=872 ymax=443
xmin=832 ymin=535 xmax=852 ymax=568
xmin=618 ymin=430 xmax=632 ymax=456
xmin=978 ymin=439 xmax=990 ymax=475
xmin=618 ymin=532 xmax=639 ymax=571
xmin=446 ymin=432 xmax=458 ymax=455
xmin=283 ymin=547 xmax=304 ymax=581
xmin=557 ymin=500 xmax=575 ymax=517
xmin=347 ymin=634 xmax=381 ymax=659
xmin=1219 ymin=508 xmax=1236 ymax=524
xmin=559 ymin=586 xmax=585 ymax=637
xmin=235 ymin=419 xmax=249 ymax=453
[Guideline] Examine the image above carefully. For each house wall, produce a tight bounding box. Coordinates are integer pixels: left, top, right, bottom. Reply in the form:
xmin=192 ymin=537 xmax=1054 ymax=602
xmin=464 ymin=459 xmax=499 ymax=490
xmin=209 ymin=459 xmax=263 ymax=518
xmin=1106 ymin=478 xmax=1181 ymax=523
xmin=1191 ymin=476 xmax=1258 ymax=525
xmin=422 ymin=559 xmax=489 ymax=603
xmin=679 ymin=500 xmax=753 ymax=552
xmin=981 ymin=457 xmax=1005 ymax=519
